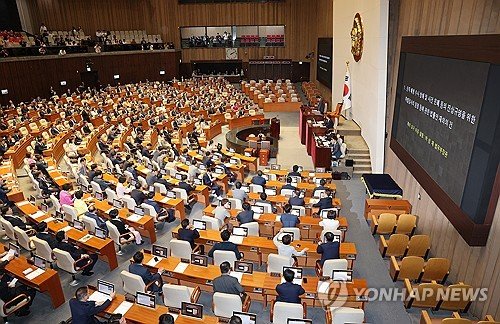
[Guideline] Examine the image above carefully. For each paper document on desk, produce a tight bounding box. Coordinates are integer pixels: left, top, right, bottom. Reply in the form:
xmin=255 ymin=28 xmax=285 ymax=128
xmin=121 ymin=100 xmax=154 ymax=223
xmin=173 ymin=262 xmax=189 ymax=274
xmin=253 ymin=214 xmax=261 ymax=220
xmin=89 ymin=291 xmax=111 ymax=304
xmin=308 ymin=198 xmax=319 ymax=204
xmin=160 ymin=197 xmax=171 ymax=204
xmin=17 ymin=201 xmax=30 ymax=207
xmin=112 ymin=301 xmax=133 ymax=315
xmin=78 ymin=234 xmax=93 ymax=243
xmin=146 ymin=256 xmax=163 ymax=267
xmin=127 ymin=214 xmax=142 ymax=222
xmin=25 ymin=268 xmax=45 ymax=280
xmin=30 ymin=211 xmax=46 ymax=219
xmin=43 ymin=217 xmax=55 ymax=223
xmin=61 ymin=226 xmax=73 ymax=232
xmin=229 ymin=271 xmax=243 ymax=283
xmin=228 ymin=235 xmax=244 ymax=245
xmin=54 ymin=176 xmax=66 ymax=181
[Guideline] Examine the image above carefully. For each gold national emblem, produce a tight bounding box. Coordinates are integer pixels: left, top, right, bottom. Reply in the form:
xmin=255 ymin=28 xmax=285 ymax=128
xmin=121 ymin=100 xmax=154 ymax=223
xmin=351 ymin=13 xmax=364 ymax=62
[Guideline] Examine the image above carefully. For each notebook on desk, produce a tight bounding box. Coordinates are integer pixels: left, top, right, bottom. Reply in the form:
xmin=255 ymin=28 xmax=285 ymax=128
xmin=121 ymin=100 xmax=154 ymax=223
xmin=89 ymin=280 xmax=114 ymax=304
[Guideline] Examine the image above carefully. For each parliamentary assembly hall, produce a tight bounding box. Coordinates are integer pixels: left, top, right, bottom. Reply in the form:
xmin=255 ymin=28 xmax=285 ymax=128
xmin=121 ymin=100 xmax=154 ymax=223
xmin=0 ymin=0 xmax=498 ymax=323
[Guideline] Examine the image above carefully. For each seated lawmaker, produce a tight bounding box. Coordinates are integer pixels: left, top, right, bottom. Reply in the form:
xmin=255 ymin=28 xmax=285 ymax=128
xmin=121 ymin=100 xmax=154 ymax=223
xmin=275 ymin=268 xmax=305 ymax=304
xmin=177 ymin=219 xmax=200 ymax=249
xmin=313 ymin=188 xmax=334 ymax=212
xmin=236 ymin=202 xmax=254 ymax=225
xmin=208 ymin=230 xmax=242 ymax=260
xmin=213 ymin=261 xmax=246 ymax=301
xmin=109 ymin=209 xmax=143 ymax=245
xmin=282 ymin=177 xmax=296 ymax=190
xmin=287 ymin=165 xmax=301 ymax=177
xmin=316 ymin=231 xmax=340 ymax=267
xmin=318 ymin=209 xmax=339 ymax=231
xmin=202 ymin=168 xmax=222 ymax=198
xmin=313 ymin=179 xmax=327 ymax=197
xmin=288 ymin=189 xmax=305 ymax=207
xmin=231 ymin=181 xmax=248 ymax=202
xmin=83 ymin=205 xmax=108 ymax=230
xmin=129 ymin=251 xmax=163 ymax=293
xmin=69 ymin=286 xmax=116 ymax=324
xmin=0 ymin=254 xmax=36 ymax=317
xmin=251 ymin=170 xmax=266 ymax=186
xmin=280 ymin=204 xmax=300 ymax=228
xmin=273 ymin=230 xmax=308 ymax=259
xmin=1 ymin=206 xmax=32 ymax=231
xmin=55 ymin=231 xmax=98 ymax=276
xmin=36 ymin=222 xmax=57 ymax=249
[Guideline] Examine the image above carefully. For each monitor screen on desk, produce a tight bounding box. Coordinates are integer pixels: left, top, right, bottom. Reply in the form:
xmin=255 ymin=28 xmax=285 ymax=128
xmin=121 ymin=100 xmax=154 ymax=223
xmin=283 ymin=266 xmax=303 ymax=279
xmin=73 ymin=220 xmax=84 ymax=231
xmin=214 ymin=167 xmax=224 ymax=174
xmin=134 ymin=206 xmax=145 ymax=216
xmin=232 ymin=227 xmax=248 ymax=237
xmin=167 ymin=191 xmax=176 ymax=199
xmin=136 ymin=292 xmax=156 ymax=308
xmin=230 ymin=158 xmax=238 ymax=165
xmin=291 ymin=208 xmax=301 ymax=216
xmin=29 ymin=195 xmax=36 ymax=204
xmin=265 ymin=188 xmax=277 ymax=196
xmin=152 ymin=245 xmax=168 ymax=258
xmin=95 ymin=227 xmax=107 ymax=239
xmin=332 ymin=269 xmax=353 ymax=282
xmin=271 ymin=164 xmax=281 ymax=170
xmin=81 ymin=184 xmax=89 ymax=193
xmin=181 ymin=302 xmax=203 ymax=319
xmin=34 ymin=255 xmax=47 ymax=270
xmin=192 ymin=220 xmax=206 ymax=230
xmin=241 ymin=185 xmax=250 ymax=193
xmin=199 ymin=164 xmax=206 ymax=170
xmin=250 ymin=205 xmax=264 ymax=215
xmin=113 ymin=199 xmax=123 ymax=209
xmin=194 ymin=179 xmax=202 ymax=185
xmin=95 ymin=192 xmax=104 ymax=201
xmin=9 ymin=243 xmax=20 ymax=257
xmin=97 ymin=280 xmax=114 ymax=295
xmin=160 ymin=169 xmax=168 ymax=175
xmin=191 ymin=254 xmax=208 ymax=267
xmin=229 ymin=148 xmax=235 ymax=153
xmin=55 ymin=211 xmax=64 ymax=221
xmin=287 ymin=319 xmax=313 ymax=324
xmin=175 ymin=174 xmax=183 ymax=180
xmin=40 ymin=203 xmax=49 ymax=213
xmin=234 ymin=261 xmax=253 ymax=274
xmin=233 ymin=311 xmax=257 ymax=324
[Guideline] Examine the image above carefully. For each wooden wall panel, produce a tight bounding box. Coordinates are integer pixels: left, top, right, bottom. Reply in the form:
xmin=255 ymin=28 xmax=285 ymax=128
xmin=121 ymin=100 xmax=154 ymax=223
xmin=385 ymin=0 xmax=500 ymax=319
xmin=312 ymin=0 xmax=333 ymax=106
xmin=0 ymin=51 xmax=180 ymax=104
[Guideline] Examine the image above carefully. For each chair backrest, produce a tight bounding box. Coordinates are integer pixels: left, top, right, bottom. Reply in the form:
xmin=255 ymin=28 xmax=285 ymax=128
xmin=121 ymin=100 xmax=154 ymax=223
xmin=120 ymin=270 xmax=146 ymax=295
xmin=53 ymin=248 xmax=77 ymax=274
xmin=141 ymin=203 xmax=158 ymax=218
xmin=406 ymin=235 xmax=430 ymax=258
xmin=376 ymin=213 xmax=397 ymax=234
xmin=421 ymin=258 xmax=451 ymax=282
xmin=330 ymin=306 xmax=365 ymax=324
xmin=137 ymin=176 xmax=148 ymax=188
xmin=322 ymin=259 xmax=348 ymax=277
xmin=440 ymin=283 xmax=473 ymax=311
xmin=280 ymin=188 xmax=294 ymax=197
xmin=105 ymin=187 xmax=118 ymax=204
xmin=50 ymin=194 xmax=62 ymax=212
xmin=62 ymin=205 xmax=78 ymax=223
xmin=0 ymin=218 xmax=17 ymax=241
xmin=227 ymin=198 xmax=242 ymax=210
xmin=395 ymin=214 xmax=417 ymax=235
xmin=267 ymin=253 xmax=293 ymax=273
xmin=386 ymin=234 xmax=410 ymax=257
xmin=154 ymin=183 xmax=167 ymax=194
xmin=313 ymin=189 xmax=326 ymax=199
xmin=81 ymin=215 xmax=97 ymax=234
xmin=281 ymin=227 xmax=301 ymax=240
xmin=240 ymin=222 xmax=259 ymax=236
xmin=91 ymin=181 xmax=103 ymax=193
xmin=255 ymin=201 xmax=272 ymax=213
xmin=399 ymin=256 xmax=425 ymax=281
xmin=162 ymin=284 xmax=191 ymax=308
xmin=250 ymin=184 xmax=263 ymax=193
xmin=273 ymin=301 xmax=304 ymax=324
xmin=172 ymin=188 xmax=188 ymax=203
xmin=201 ymin=215 xmax=220 ymax=230
xmin=13 ymin=227 xmax=33 ymax=251
xmin=411 ymin=282 xmax=442 ymax=308
xmin=170 ymin=239 xmax=192 ymax=259
xmin=79 ymin=174 xmax=90 ymax=188
xmin=213 ymin=250 xmax=237 ymax=266
xmin=213 ymin=292 xmax=243 ymax=318
xmin=32 ymin=236 xmax=54 ymax=261
xmin=105 ymin=221 xmax=121 ymax=244
xmin=441 ymin=319 xmax=472 ymax=324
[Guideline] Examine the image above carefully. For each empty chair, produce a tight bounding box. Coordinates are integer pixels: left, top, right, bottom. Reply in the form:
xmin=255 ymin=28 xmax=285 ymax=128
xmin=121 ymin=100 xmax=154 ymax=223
xmin=53 ymin=248 xmax=93 ymax=286
xmin=106 ymin=221 xmax=136 ymax=255
xmin=213 ymin=250 xmax=238 ymax=266
xmin=420 ymin=258 xmax=450 ymax=283
xmin=395 ymin=214 xmax=417 ymax=236
xmin=105 ymin=187 xmax=118 ymax=204
xmin=162 ymin=284 xmax=201 ymax=309
xmin=170 ymin=239 xmax=198 ymax=259
xmin=390 ymin=256 xmax=425 ymax=282
xmin=13 ymin=227 xmax=35 ymax=253
xmin=370 ymin=213 xmax=397 ymax=235
xmin=62 ymin=205 xmax=79 ymax=223
xmin=379 ymin=234 xmax=409 ymax=258
xmin=404 ymin=279 xmax=442 ymax=310
xmin=213 ymin=292 xmax=251 ymax=318
xmin=32 ymin=236 xmax=56 ymax=266
xmin=270 ymin=300 xmax=307 ymax=324
xmin=0 ymin=291 xmax=32 ymax=323
xmin=240 ymin=222 xmax=259 ymax=236
xmin=405 ymin=234 xmax=430 ymax=258
xmin=201 ymin=215 xmax=221 ymax=230
xmin=0 ymin=218 xmax=17 ymax=241
xmin=316 ymin=258 xmax=348 ymax=277
xmin=439 ymin=282 xmax=473 ymax=312
xmin=249 ymin=184 xmax=264 ymax=193
xmin=121 ymin=195 xmax=137 ymax=211
xmin=327 ymin=307 xmax=365 ymax=324
xmin=267 ymin=253 xmax=293 ymax=273
xmin=120 ymin=270 xmax=153 ymax=296
xmin=280 ymin=188 xmax=294 ymax=197
xmin=81 ymin=215 xmax=98 ymax=234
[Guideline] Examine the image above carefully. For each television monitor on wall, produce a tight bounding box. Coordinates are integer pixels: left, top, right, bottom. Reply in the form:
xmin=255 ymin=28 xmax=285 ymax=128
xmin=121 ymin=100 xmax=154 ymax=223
xmin=316 ymin=37 xmax=333 ymax=89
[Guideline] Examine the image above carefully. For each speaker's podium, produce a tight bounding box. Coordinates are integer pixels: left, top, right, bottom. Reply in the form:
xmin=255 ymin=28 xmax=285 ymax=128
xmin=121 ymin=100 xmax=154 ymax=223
xmin=270 ymin=117 xmax=280 ymax=139
xmin=259 ymin=149 xmax=270 ymax=166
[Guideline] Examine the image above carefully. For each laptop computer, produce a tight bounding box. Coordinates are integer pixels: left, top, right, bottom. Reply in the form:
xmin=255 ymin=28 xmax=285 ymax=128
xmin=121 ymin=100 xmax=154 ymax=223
xmin=152 ymin=245 xmax=168 ymax=258
xmin=95 ymin=227 xmax=107 ymax=239
xmin=291 ymin=207 xmax=301 ymax=216
xmin=190 ymin=254 xmax=208 ymax=267
xmin=232 ymin=311 xmax=257 ymax=324
xmin=241 ymin=185 xmax=250 ymax=193
xmin=181 ymin=302 xmax=203 ymax=319
xmin=112 ymin=199 xmax=123 ymax=209
xmin=167 ymin=191 xmax=176 ymax=199
xmin=33 ymin=255 xmax=47 ymax=270
xmin=265 ymin=188 xmax=277 ymax=196
xmin=232 ymin=227 xmax=248 ymax=237
xmin=136 ymin=292 xmax=156 ymax=308
xmin=192 ymin=220 xmax=207 ymax=230
xmin=332 ymin=269 xmax=353 ymax=282
xmin=95 ymin=192 xmax=104 ymax=201
xmin=134 ymin=206 xmax=145 ymax=216
xmin=250 ymin=205 xmax=264 ymax=216
xmin=234 ymin=261 xmax=253 ymax=274
xmin=73 ymin=219 xmax=84 ymax=231
xmin=89 ymin=280 xmax=114 ymax=303
xmin=282 ymin=266 xmax=303 ymax=285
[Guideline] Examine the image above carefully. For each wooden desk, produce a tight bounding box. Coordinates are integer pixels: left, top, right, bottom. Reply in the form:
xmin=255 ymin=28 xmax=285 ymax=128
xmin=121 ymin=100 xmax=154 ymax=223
xmin=203 ymin=206 xmax=348 ymax=240
xmin=228 ymin=114 xmax=264 ymax=130
xmin=204 ymin=121 xmax=222 ymax=140
xmin=93 ymin=199 xmax=157 ymax=243
xmin=220 ymin=148 xmax=258 ymax=172
xmin=15 ymin=201 xmax=119 ymax=270
xmin=311 ymin=135 xmax=332 ymax=170
xmin=306 ymin=122 xmax=327 ymax=156
xmin=91 ymin=287 xmax=219 ymax=324
xmin=4 ymin=135 xmax=33 ymax=169
xmin=172 ymin=226 xmax=357 ymax=269
xmin=364 ymin=199 xmax=412 ymax=219
xmin=187 ymin=150 xmax=245 ymax=181
xmin=3 ymin=246 xmax=65 ymax=308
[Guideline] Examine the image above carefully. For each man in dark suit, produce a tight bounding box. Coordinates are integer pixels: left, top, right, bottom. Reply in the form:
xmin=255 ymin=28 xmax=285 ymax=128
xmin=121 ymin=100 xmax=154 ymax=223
xmin=144 ymin=192 xmax=175 ymax=222
xmin=177 ymin=219 xmax=200 ymax=249
xmin=251 ymin=170 xmax=266 ymax=186
xmin=178 ymin=175 xmax=195 ymax=195
xmin=316 ymin=231 xmax=340 ymax=267
xmin=109 ymin=209 xmax=143 ymax=245
xmin=213 ymin=261 xmax=246 ymax=301
xmin=325 ymin=115 xmax=334 ymax=129
xmin=1 ymin=206 xmax=31 ymax=230
xmin=280 ymin=204 xmax=300 ymax=228
xmin=84 ymin=206 xmax=108 ymax=230
xmin=0 ymin=256 xmax=36 ymax=317
xmin=202 ymin=169 xmax=222 ymax=197
xmin=313 ymin=179 xmax=327 ymax=197
xmin=287 ymin=165 xmax=301 ymax=177
xmin=317 ymin=97 xmax=326 ymax=114
xmin=36 ymin=222 xmax=57 ymax=248
xmin=236 ymin=203 xmax=254 ymax=225
xmin=275 ymin=268 xmax=305 ymax=304
xmin=129 ymin=252 xmax=163 ymax=293
xmin=130 ymin=182 xmax=146 ymax=205
xmin=288 ymin=189 xmax=305 ymax=207
xmin=34 ymin=137 xmax=47 ymax=155
xmin=313 ymin=189 xmax=334 ymax=212
xmin=88 ymin=164 xmax=98 ymax=182
xmin=92 ymin=170 xmax=111 ymax=191
xmin=282 ymin=177 xmax=296 ymax=190
xmin=55 ymin=231 xmax=98 ymax=276
xmin=208 ymin=230 xmax=242 ymax=260
xmin=69 ymin=286 xmax=115 ymax=324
